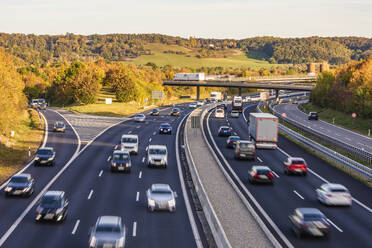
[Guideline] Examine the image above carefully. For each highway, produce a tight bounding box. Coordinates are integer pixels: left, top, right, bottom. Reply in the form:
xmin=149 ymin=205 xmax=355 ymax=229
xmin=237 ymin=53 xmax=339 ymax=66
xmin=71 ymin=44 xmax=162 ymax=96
xmin=0 ymin=104 xmax=202 ymax=248
xmin=203 ymin=103 xmax=372 ymax=248
xmin=0 ymin=109 xmax=79 ymax=242
xmin=274 ymin=103 xmax=372 ymax=154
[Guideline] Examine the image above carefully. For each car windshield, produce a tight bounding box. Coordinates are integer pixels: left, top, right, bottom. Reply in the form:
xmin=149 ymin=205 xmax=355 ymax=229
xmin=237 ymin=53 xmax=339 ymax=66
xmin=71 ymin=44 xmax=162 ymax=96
xmin=41 ymin=195 xmax=62 ymax=208
xmin=122 ymin=138 xmax=137 ymax=143
xmin=292 ymin=160 xmax=304 ymax=164
xmin=55 ymin=122 xmax=64 ymax=127
xmin=37 ymin=149 xmax=53 ymax=155
xmin=229 ymin=137 xmax=240 ymax=142
xmin=96 ymin=224 xmax=121 ymax=233
xmin=152 ymin=189 xmax=172 ymax=195
xmin=38 ymin=99 xmax=46 ymax=103
xmin=330 ymin=188 xmax=348 ymax=193
xmin=149 ymin=149 xmax=166 ymax=155
xmin=172 ymin=109 xmax=179 ymax=112
xmin=113 ymin=154 xmax=129 ymax=160
xmin=152 ymin=109 xmax=159 ymax=112
xmin=136 ymin=114 xmax=144 ymax=118
xmin=10 ymin=176 xmax=29 ymax=183
xmin=235 ymin=100 xmax=242 ymax=104
xmin=32 ymin=100 xmax=38 ymax=103
xmin=256 ymin=169 xmax=270 ymax=175
xmin=160 ymin=124 xmax=170 ymax=128
xmin=217 ymin=110 xmax=223 ymax=113
xmin=303 ymin=213 xmax=324 ymax=221
xmin=240 ymin=143 xmax=253 ymax=148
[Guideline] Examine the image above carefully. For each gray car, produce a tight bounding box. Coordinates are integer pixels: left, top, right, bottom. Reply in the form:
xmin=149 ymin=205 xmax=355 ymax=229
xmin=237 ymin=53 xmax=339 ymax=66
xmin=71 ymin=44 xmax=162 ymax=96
xmin=146 ymin=184 xmax=176 ymax=212
xmin=53 ymin=121 xmax=66 ymax=132
xmin=89 ymin=216 xmax=126 ymax=248
xmin=134 ymin=113 xmax=146 ymax=122
xmin=5 ymin=173 xmax=34 ymax=197
xmin=234 ymin=140 xmax=255 ymax=160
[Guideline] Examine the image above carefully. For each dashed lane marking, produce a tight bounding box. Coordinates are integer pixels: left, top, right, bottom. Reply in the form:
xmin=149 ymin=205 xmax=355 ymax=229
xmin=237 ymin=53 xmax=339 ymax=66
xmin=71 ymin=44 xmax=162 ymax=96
xmin=293 ymin=190 xmax=304 ymax=200
xmin=71 ymin=220 xmax=80 ymax=235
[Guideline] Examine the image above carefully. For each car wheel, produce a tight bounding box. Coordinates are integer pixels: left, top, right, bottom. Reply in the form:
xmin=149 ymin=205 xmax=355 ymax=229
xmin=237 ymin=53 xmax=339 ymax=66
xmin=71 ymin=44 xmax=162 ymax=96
xmin=110 ymin=168 xmax=115 ymax=172
xmin=127 ymin=168 xmax=131 ymax=174
xmin=303 ymin=172 xmax=307 ymax=176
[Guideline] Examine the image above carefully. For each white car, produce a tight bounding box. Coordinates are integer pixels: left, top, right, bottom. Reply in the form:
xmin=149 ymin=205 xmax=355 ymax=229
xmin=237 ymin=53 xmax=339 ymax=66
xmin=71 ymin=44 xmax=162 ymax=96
xmin=316 ymin=183 xmax=352 ymax=206
xmin=147 ymin=145 xmax=167 ymax=168
xmin=215 ymin=109 xmax=225 ymax=118
xmin=121 ymin=134 xmax=139 ymax=155
xmin=147 ymin=184 xmax=176 ymax=212
xmin=134 ymin=113 xmax=146 ymax=122
xmin=189 ymin=103 xmax=197 ymax=108
xmin=230 ymin=110 xmax=239 ymax=118
xmin=197 ymin=101 xmax=204 ymax=106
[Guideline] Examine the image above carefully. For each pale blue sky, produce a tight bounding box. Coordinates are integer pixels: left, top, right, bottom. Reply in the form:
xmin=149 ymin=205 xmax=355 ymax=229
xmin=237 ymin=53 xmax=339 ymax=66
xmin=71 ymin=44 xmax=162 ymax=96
xmin=1 ymin=0 xmax=371 ymax=38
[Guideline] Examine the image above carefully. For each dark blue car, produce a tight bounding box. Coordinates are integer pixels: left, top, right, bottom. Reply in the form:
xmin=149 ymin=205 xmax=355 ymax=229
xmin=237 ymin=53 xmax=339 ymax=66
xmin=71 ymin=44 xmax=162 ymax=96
xmin=5 ymin=174 xmax=34 ymax=197
xmin=218 ymin=126 xmax=232 ymax=137
xmin=226 ymin=136 xmax=240 ymax=148
xmin=159 ymin=123 xmax=172 ymax=134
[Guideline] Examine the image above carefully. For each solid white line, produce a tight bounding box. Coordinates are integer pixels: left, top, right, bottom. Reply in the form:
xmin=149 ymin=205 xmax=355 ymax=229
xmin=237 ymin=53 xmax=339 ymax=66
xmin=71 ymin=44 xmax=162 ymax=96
xmin=71 ymin=220 xmax=80 ymax=235
xmin=128 ymin=131 xmax=132 ymax=134
xmin=153 ymin=131 xmax=156 ymax=135
xmin=107 ymin=156 xmax=111 ymax=162
xmin=335 ymin=133 xmax=341 ymax=136
xmin=272 ymin=171 xmax=280 ymax=178
xmin=136 ymin=125 xmax=141 ymax=128
xmin=145 ymin=146 xmax=148 ymax=151
xmin=293 ymin=190 xmax=304 ymax=200
xmin=87 ymin=190 xmax=94 ymax=200
xmin=327 ymin=218 xmax=343 ymax=232
xmin=345 ymin=137 xmax=351 ymax=141
xmin=132 ymin=222 xmax=137 ymax=237
xmin=149 ymin=138 xmax=152 ymax=142
xmin=139 ymin=171 xmax=142 ymax=179
xmin=114 ymin=145 xmax=118 ymax=149
xmin=257 ymin=157 xmax=263 ymax=163
xmin=142 ymin=157 xmax=145 ymax=163
xmin=98 ymin=170 xmax=103 ymax=177
xmin=136 ymin=192 xmax=140 ymax=202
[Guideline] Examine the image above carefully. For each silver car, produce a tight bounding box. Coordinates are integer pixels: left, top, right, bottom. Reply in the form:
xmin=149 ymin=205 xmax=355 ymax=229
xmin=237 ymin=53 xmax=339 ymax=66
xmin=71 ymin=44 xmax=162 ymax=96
xmin=134 ymin=113 xmax=145 ymax=122
xmin=89 ymin=216 xmax=126 ymax=248
xmin=146 ymin=184 xmax=176 ymax=212
xmin=147 ymin=145 xmax=167 ymax=168
xmin=230 ymin=110 xmax=239 ymax=118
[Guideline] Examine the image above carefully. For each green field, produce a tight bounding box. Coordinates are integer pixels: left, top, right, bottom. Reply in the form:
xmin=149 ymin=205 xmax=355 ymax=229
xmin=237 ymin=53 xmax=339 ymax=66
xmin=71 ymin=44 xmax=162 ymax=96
xmin=124 ymin=43 xmax=279 ymax=69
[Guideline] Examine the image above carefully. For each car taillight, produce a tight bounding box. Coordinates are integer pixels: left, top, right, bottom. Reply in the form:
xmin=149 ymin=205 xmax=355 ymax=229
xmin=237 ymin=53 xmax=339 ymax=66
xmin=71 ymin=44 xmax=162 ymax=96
xmin=326 ymin=193 xmax=333 ymax=197
xmin=268 ymin=172 xmax=274 ymax=178
xmin=228 ymin=130 xmax=231 ymax=132
xmin=253 ymin=173 xmax=259 ymax=179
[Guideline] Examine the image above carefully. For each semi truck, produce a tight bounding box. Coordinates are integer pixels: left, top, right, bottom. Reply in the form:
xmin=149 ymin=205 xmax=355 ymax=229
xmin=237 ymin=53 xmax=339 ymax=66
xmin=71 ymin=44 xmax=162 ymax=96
xmin=249 ymin=113 xmax=278 ymax=149
xmin=210 ymin=92 xmax=222 ymax=101
xmin=232 ymin=96 xmax=243 ymax=112
xmin=173 ymin=73 xmax=205 ymax=81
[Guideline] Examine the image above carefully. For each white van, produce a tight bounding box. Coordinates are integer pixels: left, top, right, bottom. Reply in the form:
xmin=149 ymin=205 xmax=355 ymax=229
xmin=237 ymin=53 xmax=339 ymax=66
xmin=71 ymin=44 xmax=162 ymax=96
xmin=121 ymin=134 xmax=139 ymax=155
xmin=147 ymin=145 xmax=168 ymax=168
xmin=215 ymin=109 xmax=225 ymax=118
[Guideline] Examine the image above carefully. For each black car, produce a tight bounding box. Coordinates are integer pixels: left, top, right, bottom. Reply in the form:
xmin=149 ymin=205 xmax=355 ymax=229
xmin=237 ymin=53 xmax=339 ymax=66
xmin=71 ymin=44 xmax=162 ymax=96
xmin=159 ymin=123 xmax=172 ymax=134
xmin=36 ymin=191 xmax=68 ymax=222
xmin=34 ymin=147 xmax=55 ymax=166
xmin=53 ymin=121 xmax=66 ymax=132
xmin=248 ymin=166 xmax=274 ymax=184
xmin=218 ymin=126 xmax=232 ymax=137
xmin=289 ymin=208 xmax=329 ymax=238
xmin=5 ymin=174 xmax=34 ymax=197
xmin=308 ymin=112 xmax=318 ymax=120
xmin=151 ymin=108 xmax=160 ymax=116
xmin=110 ymin=150 xmax=131 ymax=173
xmin=170 ymin=108 xmax=181 ymax=116
xmin=226 ymin=136 xmax=240 ymax=148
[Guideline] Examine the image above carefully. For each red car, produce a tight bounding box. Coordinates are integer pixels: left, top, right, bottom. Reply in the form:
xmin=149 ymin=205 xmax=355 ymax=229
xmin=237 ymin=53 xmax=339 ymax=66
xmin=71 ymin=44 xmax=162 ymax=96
xmin=284 ymin=157 xmax=307 ymax=176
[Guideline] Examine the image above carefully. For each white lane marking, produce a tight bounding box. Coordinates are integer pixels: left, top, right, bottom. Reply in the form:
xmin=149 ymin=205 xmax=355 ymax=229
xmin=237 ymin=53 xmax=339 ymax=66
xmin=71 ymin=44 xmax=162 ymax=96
xmin=71 ymin=220 xmax=80 ymax=235
xmin=132 ymin=222 xmax=137 ymax=237
xmin=128 ymin=131 xmax=132 ymax=134
xmin=87 ymin=190 xmax=94 ymax=200
xmin=272 ymin=171 xmax=280 ymax=178
xmin=145 ymin=146 xmax=148 ymax=151
xmin=319 ymin=127 xmax=324 ymax=130
xmin=107 ymin=156 xmax=111 ymax=162
xmin=277 ymin=147 xmax=372 ymax=214
xmin=293 ymin=190 xmax=304 ymax=200
xmin=257 ymin=157 xmax=263 ymax=163
xmin=136 ymin=192 xmax=140 ymax=202
xmin=345 ymin=137 xmax=351 ymax=141
xmin=153 ymin=131 xmax=156 ymax=135
xmin=149 ymin=138 xmax=152 ymax=142
xmin=136 ymin=125 xmax=141 ymax=129
xmin=174 ymin=191 xmax=178 ymax=198
xmin=98 ymin=170 xmax=103 ymax=177
xmin=142 ymin=157 xmax=145 ymax=163
xmin=139 ymin=171 xmax=142 ymax=179
xmin=335 ymin=133 xmax=340 ymax=136
xmin=114 ymin=145 xmax=118 ymax=149
xmin=327 ymin=218 xmax=343 ymax=232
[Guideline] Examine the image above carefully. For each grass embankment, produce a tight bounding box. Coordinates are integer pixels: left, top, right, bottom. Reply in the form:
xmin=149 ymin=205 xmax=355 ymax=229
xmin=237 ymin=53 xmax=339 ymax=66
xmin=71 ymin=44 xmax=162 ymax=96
xmin=300 ymin=103 xmax=372 ymax=137
xmin=0 ymin=109 xmax=45 ymax=182
xmin=124 ymin=43 xmax=279 ymax=69
xmin=65 ymin=87 xmax=198 ymax=117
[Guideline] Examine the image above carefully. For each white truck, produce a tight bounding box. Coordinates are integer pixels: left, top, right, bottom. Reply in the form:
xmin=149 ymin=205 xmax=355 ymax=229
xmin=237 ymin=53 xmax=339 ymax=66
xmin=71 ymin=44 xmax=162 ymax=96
xmin=210 ymin=92 xmax=222 ymax=101
xmin=174 ymin=73 xmax=205 ymax=81
xmin=249 ymin=113 xmax=278 ymax=149
xmin=232 ymin=96 xmax=243 ymax=112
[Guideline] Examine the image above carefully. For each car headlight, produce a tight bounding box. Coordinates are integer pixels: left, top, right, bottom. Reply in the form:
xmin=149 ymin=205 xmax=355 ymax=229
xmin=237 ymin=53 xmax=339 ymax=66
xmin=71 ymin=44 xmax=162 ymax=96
xmin=48 ymin=157 xmax=53 ymax=161
xmin=23 ymin=187 xmax=31 ymax=192
xmin=160 ymin=129 xmax=163 ymax=131
xmin=90 ymin=236 xmax=97 ymax=247
xmin=116 ymin=237 xmax=125 ymax=248
xmin=112 ymin=162 xmax=117 ymax=167
xmin=125 ymin=163 xmax=129 ymax=167
xmin=35 ymin=157 xmax=40 ymax=161
xmin=5 ymin=187 xmax=12 ymax=192
xmin=148 ymin=198 xmax=155 ymax=206
xmin=168 ymin=199 xmax=176 ymax=207
xmin=56 ymin=208 xmax=64 ymax=215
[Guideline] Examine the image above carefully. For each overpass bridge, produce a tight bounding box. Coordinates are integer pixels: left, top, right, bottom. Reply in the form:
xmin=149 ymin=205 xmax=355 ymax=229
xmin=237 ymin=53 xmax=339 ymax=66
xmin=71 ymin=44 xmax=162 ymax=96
xmin=163 ymin=76 xmax=316 ymax=100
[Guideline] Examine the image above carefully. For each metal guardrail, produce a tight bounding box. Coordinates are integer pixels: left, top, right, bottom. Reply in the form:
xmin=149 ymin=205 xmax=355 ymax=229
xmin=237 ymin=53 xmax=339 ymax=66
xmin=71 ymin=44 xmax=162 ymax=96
xmin=256 ymin=102 xmax=372 ymax=181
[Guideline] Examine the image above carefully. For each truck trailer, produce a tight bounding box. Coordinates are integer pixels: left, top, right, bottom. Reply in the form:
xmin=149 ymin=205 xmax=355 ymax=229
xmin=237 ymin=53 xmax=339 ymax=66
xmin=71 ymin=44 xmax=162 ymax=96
xmin=210 ymin=92 xmax=222 ymax=101
xmin=232 ymin=96 xmax=243 ymax=112
xmin=173 ymin=73 xmax=205 ymax=81
xmin=249 ymin=113 xmax=278 ymax=149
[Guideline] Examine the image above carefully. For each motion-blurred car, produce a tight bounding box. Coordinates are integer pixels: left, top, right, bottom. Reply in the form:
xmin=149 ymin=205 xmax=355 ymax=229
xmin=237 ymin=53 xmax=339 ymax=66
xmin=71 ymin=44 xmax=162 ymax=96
xmin=147 ymin=145 xmax=168 ymax=168
xmin=248 ymin=166 xmax=274 ymax=184
xmin=189 ymin=102 xmax=197 ymax=109
xmin=216 ymin=103 xmax=226 ymax=110
xmin=89 ymin=216 xmax=126 ymax=248
xmin=226 ymin=136 xmax=240 ymax=148
xmin=121 ymin=134 xmax=138 ymax=155
xmin=316 ymin=183 xmax=352 ymax=206
xmin=151 ymin=108 xmax=160 ymax=116
xmin=197 ymin=100 xmax=204 ymax=106
xmin=5 ymin=174 xmax=34 ymax=197
xmin=35 ymin=191 xmax=68 ymax=222
xmin=159 ymin=123 xmax=172 ymax=134
xmin=110 ymin=150 xmax=131 ymax=173
xmin=34 ymin=147 xmax=55 ymax=166
xmin=218 ymin=126 xmax=232 ymax=137
xmin=283 ymin=157 xmax=307 ymax=176
xmin=308 ymin=112 xmax=318 ymax=120
xmin=230 ymin=110 xmax=239 ymax=118
xmin=38 ymin=102 xmax=47 ymax=110
xmin=134 ymin=113 xmax=146 ymax=122
xmin=146 ymin=184 xmax=176 ymax=212
xmin=289 ymin=208 xmax=329 ymax=238
xmin=170 ymin=108 xmax=181 ymax=116
xmin=215 ymin=109 xmax=225 ymax=118
xmin=234 ymin=140 xmax=255 ymax=160
xmin=53 ymin=121 xmax=66 ymax=132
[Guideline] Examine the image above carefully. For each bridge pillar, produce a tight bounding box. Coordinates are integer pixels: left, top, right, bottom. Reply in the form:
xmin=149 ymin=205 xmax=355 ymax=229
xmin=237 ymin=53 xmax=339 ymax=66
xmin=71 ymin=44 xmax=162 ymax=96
xmin=275 ymin=89 xmax=279 ymax=102
xmin=238 ymin=87 xmax=242 ymax=96
xmin=196 ymin=86 xmax=200 ymax=100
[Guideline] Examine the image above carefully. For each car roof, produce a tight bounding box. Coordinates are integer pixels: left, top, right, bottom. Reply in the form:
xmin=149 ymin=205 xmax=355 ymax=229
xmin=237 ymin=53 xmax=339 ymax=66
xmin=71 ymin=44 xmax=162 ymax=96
xmin=310 ymin=112 xmax=317 ymax=114
xmin=289 ymin=157 xmax=305 ymax=161
xmin=148 ymin=145 xmax=167 ymax=150
xmin=296 ymin=208 xmax=323 ymax=216
xmin=98 ymin=216 xmax=121 ymax=226
xmin=252 ymin=165 xmax=270 ymax=170
xmin=38 ymin=147 xmax=53 ymax=151
xmin=172 ymin=108 xmax=180 ymax=110
xmin=136 ymin=113 xmax=145 ymax=116
xmin=113 ymin=150 xmax=130 ymax=155
xmin=231 ymin=110 xmax=239 ymax=112
xmin=219 ymin=126 xmax=230 ymax=129
xmin=322 ymin=183 xmax=347 ymax=190
xmin=44 ymin=191 xmax=64 ymax=198
xmin=151 ymin=184 xmax=171 ymax=191
xmin=228 ymin=136 xmax=240 ymax=139
xmin=12 ymin=173 xmax=31 ymax=179
xmin=161 ymin=123 xmax=171 ymax=126
xmin=239 ymin=140 xmax=253 ymax=144
xmin=121 ymin=134 xmax=138 ymax=139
